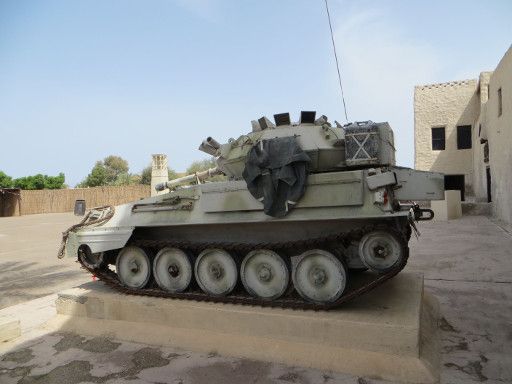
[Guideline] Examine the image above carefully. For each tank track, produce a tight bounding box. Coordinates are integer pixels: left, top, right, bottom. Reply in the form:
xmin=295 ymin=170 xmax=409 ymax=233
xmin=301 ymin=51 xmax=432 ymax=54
xmin=78 ymin=222 xmax=410 ymax=311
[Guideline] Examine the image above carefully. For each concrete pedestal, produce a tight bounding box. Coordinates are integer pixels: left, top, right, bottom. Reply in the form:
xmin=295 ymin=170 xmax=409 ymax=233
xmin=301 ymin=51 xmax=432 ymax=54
xmin=50 ymin=273 xmax=440 ymax=383
xmin=431 ymin=190 xmax=462 ymax=221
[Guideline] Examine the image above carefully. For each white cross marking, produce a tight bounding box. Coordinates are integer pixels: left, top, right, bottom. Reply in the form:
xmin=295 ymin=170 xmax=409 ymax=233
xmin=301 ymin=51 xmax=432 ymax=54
xmin=351 ymin=134 xmax=371 ymax=159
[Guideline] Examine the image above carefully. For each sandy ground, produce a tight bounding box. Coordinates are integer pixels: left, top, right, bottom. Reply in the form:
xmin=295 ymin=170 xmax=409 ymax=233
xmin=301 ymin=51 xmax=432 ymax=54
xmin=0 ymin=213 xmax=511 ymax=383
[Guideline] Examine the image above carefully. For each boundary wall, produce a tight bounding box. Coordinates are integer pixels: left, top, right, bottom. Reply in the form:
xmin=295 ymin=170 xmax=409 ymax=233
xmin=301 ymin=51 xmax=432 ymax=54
xmin=0 ymin=185 xmax=150 ymax=216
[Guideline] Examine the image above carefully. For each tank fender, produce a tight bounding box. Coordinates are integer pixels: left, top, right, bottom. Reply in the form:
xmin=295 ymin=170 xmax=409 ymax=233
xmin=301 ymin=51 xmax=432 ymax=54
xmin=65 ymin=231 xmax=80 ymax=258
xmin=72 ymin=226 xmax=134 ymax=256
xmin=392 ymin=167 xmax=445 ymax=201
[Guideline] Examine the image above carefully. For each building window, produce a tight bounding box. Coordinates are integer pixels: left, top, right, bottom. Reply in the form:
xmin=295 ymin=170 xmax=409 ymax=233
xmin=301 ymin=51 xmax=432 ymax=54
xmin=457 ymin=125 xmax=472 ymax=149
xmin=498 ymin=88 xmax=502 ymax=116
xmin=431 ymin=127 xmax=445 ymax=150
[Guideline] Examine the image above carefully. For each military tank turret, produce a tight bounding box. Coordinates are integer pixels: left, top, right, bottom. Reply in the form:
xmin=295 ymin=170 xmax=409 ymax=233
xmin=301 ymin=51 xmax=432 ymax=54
xmin=59 ymin=111 xmax=443 ymax=309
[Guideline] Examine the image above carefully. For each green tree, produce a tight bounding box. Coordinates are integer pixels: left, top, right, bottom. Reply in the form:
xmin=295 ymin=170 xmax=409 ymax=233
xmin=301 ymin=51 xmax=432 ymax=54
xmin=130 ymin=173 xmax=142 ymax=184
xmin=33 ymin=174 xmax=45 ymax=189
xmin=103 ymin=155 xmax=129 ymax=184
xmin=0 ymin=171 xmax=13 ymax=188
xmin=79 ymin=161 xmax=107 ymax=187
xmin=139 ymin=165 xmax=178 ymax=185
xmin=185 ymin=158 xmax=225 ymax=183
xmin=44 ymin=173 xmax=66 ymax=189
xmin=185 ymin=158 xmax=217 ymax=174
xmin=11 ymin=173 xmax=66 ymax=190
xmin=140 ymin=166 xmax=152 ymax=185
xmin=112 ymin=172 xmax=133 ymax=186
xmin=79 ymin=156 xmax=132 ymax=187
xmin=13 ymin=176 xmax=30 ymax=189
xmin=168 ymin=168 xmax=179 ymax=181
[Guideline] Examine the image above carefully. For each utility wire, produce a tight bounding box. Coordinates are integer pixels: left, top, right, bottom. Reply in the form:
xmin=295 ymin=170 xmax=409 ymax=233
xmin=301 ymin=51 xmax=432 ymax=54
xmin=324 ymin=0 xmax=349 ymax=123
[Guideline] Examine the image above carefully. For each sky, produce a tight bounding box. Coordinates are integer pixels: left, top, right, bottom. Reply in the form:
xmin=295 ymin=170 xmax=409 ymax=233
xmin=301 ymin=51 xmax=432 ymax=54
xmin=0 ymin=0 xmax=511 ymax=187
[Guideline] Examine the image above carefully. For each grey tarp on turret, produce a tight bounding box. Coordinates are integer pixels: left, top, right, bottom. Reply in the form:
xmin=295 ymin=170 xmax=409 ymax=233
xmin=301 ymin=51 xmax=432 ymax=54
xmin=243 ymin=136 xmax=311 ymax=217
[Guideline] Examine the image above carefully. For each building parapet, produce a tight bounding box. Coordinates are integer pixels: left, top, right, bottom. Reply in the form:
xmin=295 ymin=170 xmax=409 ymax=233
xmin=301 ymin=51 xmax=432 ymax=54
xmin=415 ymin=79 xmax=477 ymax=91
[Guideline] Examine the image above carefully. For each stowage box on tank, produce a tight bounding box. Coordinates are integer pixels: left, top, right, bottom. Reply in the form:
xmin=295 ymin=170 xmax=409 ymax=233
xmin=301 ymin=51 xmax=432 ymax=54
xmin=344 ymin=121 xmax=395 ymax=167
xmin=59 ymin=111 xmax=443 ymax=310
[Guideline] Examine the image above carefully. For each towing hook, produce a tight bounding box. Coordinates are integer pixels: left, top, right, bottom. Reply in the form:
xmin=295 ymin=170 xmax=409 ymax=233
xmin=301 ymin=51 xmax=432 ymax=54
xmin=413 ymin=205 xmax=434 ymax=221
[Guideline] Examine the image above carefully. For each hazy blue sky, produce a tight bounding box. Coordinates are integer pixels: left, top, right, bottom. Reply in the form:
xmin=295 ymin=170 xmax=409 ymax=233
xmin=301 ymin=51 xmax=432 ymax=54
xmin=1 ymin=0 xmax=511 ymax=186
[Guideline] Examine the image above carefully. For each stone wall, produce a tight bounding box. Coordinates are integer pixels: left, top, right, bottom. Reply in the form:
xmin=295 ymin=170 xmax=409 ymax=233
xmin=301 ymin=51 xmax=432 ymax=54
xmin=414 ymin=79 xmax=479 ymax=189
xmin=471 ymin=72 xmax=492 ymax=201
xmin=414 ymin=45 xmax=512 ymax=224
xmin=484 ymin=47 xmax=512 ymax=223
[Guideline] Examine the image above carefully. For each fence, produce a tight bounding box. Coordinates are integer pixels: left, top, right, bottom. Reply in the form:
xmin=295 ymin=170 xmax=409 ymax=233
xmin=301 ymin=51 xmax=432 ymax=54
xmin=2 ymin=185 xmax=151 ymax=216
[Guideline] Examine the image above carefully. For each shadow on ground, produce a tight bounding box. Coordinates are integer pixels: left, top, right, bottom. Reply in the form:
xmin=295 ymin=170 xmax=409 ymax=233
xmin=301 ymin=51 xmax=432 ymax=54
xmin=0 ymin=331 xmax=353 ymax=384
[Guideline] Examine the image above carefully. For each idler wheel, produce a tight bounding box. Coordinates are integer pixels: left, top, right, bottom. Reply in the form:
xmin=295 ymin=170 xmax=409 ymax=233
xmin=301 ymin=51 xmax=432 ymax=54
xmin=116 ymin=246 xmax=151 ymax=289
xmin=153 ymin=247 xmax=192 ymax=293
xmin=78 ymin=245 xmax=104 ymax=270
xmin=292 ymin=249 xmax=347 ymax=304
xmin=241 ymin=249 xmax=289 ymax=301
xmin=194 ymin=249 xmax=237 ymax=296
xmin=358 ymin=230 xmax=404 ymax=273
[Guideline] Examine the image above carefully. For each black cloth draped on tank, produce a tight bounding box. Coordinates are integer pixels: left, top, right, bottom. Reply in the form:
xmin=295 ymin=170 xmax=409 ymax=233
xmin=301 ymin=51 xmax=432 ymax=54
xmin=243 ymin=136 xmax=311 ymax=217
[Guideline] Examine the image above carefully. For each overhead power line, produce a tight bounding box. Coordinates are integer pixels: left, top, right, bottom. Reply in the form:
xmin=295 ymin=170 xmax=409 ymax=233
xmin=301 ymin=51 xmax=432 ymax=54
xmin=324 ymin=0 xmax=349 ymax=123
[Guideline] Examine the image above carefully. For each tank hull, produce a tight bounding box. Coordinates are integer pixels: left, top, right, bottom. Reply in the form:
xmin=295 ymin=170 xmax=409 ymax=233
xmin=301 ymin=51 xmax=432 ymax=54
xmin=65 ymin=166 xmax=439 ymax=256
xmin=131 ymin=217 xmax=402 ymax=245
xmin=61 ymin=166 xmax=442 ymax=309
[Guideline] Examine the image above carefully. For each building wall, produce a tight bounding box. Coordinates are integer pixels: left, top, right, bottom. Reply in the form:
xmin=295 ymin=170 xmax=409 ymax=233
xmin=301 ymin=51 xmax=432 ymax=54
xmin=414 ymin=79 xmax=479 ymax=189
xmin=414 ymin=45 xmax=511 ymax=224
xmin=484 ymin=47 xmax=512 ymax=223
xmin=471 ymin=72 xmax=492 ymax=201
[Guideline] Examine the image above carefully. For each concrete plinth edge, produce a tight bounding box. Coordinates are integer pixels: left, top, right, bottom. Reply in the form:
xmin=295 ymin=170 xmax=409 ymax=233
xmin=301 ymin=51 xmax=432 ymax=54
xmin=0 ymin=317 xmax=21 ymax=343
xmin=48 ymin=273 xmax=440 ymax=383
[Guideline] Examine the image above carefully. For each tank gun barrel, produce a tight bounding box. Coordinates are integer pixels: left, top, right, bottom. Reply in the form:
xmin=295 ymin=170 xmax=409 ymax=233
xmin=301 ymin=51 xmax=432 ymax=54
xmin=198 ymin=137 xmax=221 ymax=156
xmin=155 ymin=167 xmax=222 ymax=191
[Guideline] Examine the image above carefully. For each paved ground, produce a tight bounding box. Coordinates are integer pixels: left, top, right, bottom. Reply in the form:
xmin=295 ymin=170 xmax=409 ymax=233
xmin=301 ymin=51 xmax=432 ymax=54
xmin=0 ymin=213 xmax=90 ymax=309
xmin=0 ymin=214 xmax=511 ymax=383
xmin=407 ymin=216 xmax=512 ymax=383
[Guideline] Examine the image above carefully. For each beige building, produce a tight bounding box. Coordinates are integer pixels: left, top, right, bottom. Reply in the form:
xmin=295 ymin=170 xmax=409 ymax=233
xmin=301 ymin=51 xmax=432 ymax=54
xmin=415 ymin=46 xmax=511 ymax=224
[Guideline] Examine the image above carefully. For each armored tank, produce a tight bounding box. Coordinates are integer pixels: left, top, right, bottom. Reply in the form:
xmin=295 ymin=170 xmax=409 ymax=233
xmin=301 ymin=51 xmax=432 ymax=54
xmin=59 ymin=111 xmax=443 ymax=309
